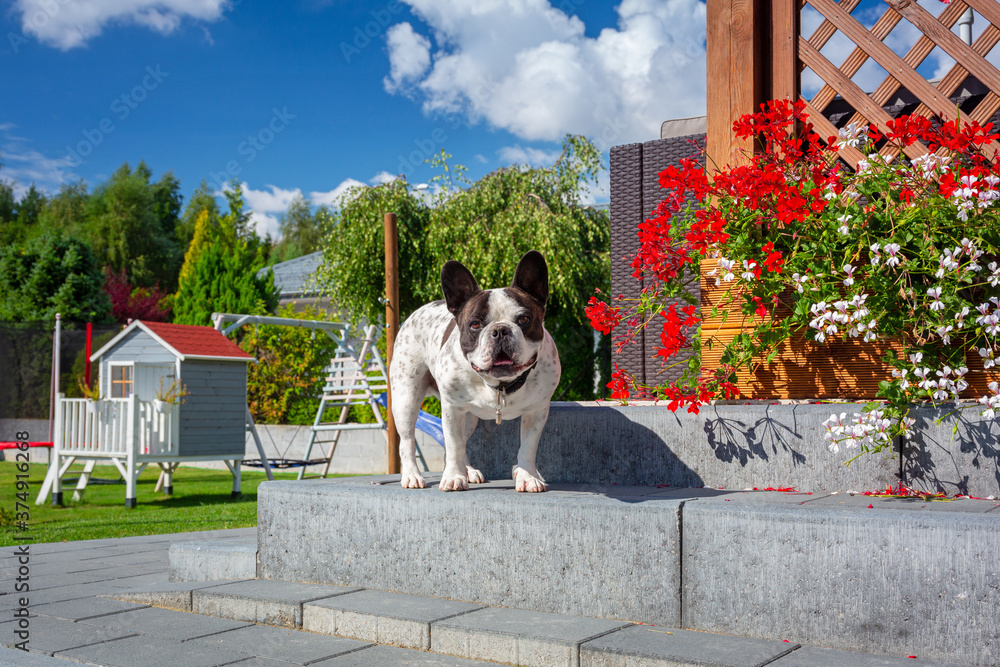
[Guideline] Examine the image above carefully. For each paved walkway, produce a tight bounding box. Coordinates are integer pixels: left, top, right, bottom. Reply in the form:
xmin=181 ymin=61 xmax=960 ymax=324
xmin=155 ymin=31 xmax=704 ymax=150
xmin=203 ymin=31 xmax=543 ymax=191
xmin=0 ymin=529 xmax=975 ymax=666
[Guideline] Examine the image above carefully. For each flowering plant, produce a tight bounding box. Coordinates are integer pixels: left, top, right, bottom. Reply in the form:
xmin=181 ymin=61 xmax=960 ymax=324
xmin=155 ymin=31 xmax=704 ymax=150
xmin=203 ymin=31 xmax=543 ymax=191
xmin=587 ymin=99 xmax=1000 ymax=460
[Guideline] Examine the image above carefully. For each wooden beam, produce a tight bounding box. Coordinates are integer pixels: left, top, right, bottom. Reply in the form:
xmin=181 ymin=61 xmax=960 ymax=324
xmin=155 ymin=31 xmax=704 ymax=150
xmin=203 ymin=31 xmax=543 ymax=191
xmin=706 ymin=0 xmax=770 ymax=170
xmin=772 ymin=0 xmax=800 ymax=102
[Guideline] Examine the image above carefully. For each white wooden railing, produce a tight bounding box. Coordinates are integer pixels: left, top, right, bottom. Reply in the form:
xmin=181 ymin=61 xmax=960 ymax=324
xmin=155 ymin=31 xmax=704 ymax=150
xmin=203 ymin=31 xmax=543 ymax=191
xmin=55 ymin=395 xmax=178 ymax=457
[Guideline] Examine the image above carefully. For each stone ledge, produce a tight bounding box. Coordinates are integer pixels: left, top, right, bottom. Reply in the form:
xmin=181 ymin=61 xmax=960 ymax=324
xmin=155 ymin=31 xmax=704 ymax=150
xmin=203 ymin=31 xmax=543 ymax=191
xmin=254 ymin=477 xmax=998 ymax=667
xmin=466 ymin=401 xmax=1000 ymax=497
xmin=257 ymin=477 xmax=686 ymax=626
xmin=168 ymin=539 xmax=256 ymax=582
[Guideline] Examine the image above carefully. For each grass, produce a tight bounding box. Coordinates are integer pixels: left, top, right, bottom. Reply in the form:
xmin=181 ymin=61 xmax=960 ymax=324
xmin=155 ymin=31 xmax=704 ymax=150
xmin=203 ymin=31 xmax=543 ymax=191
xmin=0 ymin=461 xmax=351 ymax=546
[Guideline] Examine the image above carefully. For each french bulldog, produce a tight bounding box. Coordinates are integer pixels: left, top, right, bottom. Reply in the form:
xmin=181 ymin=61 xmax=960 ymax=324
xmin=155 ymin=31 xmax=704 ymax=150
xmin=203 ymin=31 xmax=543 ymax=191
xmin=389 ymin=250 xmax=561 ymax=492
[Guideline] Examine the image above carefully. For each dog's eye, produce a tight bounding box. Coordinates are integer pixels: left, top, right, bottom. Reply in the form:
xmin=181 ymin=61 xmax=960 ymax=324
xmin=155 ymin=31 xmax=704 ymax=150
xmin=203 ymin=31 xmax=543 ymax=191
xmin=517 ymin=315 xmax=530 ymax=325
xmin=469 ymin=320 xmax=481 ymax=330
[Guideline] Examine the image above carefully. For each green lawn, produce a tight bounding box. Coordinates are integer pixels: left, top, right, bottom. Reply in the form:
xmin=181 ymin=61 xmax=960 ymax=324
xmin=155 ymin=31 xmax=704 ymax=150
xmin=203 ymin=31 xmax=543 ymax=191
xmin=0 ymin=461 xmax=350 ymax=546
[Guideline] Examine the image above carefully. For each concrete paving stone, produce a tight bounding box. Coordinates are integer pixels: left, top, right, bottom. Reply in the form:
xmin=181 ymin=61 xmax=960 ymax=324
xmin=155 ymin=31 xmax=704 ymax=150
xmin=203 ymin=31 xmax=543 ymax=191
xmin=430 ymin=607 xmax=632 ymax=667
xmin=104 ymin=572 xmax=180 ymax=590
xmin=169 ymin=540 xmax=257 ymax=582
xmin=57 ymin=633 xmax=252 ymax=667
xmin=79 ymin=606 xmax=252 ymax=641
xmin=0 ymin=646 xmax=78 ymax=666
xmin=219 ymin=658 xmax=300 ymax=667
xmin=579 ymin=625 xmax=799 ymax=667
xmin=303 ymin=589 xmax=482 ymax=650
xmin=32 ymin=596 xmax=149 ymax=621
xmin=75 ymin=543 xmax=171 ymax=557
xmin=188 ymin=623 xmax=373 ymax=664
xmin=24 ymin=571 xmax=130 ymax=591
xmin=20 ymin=582 xmax=134 ymax=606
xmin=102 ymin=578 xmax=246 ymax=611
xmin=316 ymin=643 xmax=503 ymax=666
xmin=99 ymin=563 xmax=174 ymax=579
xmin=193 ymin=579 xmax=361 ymax=628
xmin=0 ymin=614 xmax=137 ymax=656
xmin=84 ymin=552 xmax=168 ymax=567
xmin=769 ymin=645 xmax=976 ymax=667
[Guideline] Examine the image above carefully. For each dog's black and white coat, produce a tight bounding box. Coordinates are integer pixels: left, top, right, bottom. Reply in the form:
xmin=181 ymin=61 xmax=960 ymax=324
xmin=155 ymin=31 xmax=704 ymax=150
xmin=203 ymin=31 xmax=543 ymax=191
xmin=389 ymin=251 xmax=560 ymax=492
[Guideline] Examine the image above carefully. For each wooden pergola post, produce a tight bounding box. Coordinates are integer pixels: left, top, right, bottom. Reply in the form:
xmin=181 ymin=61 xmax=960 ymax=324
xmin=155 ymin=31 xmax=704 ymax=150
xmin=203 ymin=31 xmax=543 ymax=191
xmin=706 ymin=0 xmax=799 ymax=171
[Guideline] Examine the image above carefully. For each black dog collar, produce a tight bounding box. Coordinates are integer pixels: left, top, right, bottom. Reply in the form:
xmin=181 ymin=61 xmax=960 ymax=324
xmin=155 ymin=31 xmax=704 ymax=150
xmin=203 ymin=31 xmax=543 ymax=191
xmin=497 ymin=362 xmax=536 ymax=396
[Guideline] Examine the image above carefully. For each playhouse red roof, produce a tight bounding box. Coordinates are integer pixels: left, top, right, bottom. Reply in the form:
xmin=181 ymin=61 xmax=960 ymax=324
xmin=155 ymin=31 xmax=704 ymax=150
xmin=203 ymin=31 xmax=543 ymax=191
xmin=139 ymin=321 xmax=255 ymax=361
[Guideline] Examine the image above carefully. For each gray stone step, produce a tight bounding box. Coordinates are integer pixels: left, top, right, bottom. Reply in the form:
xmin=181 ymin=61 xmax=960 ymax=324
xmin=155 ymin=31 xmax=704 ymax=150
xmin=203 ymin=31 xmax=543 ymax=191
xmin=253 ymin=476 xmax=999 ymax=667
xmin=168 ymin=537 xmax=257 ymax=582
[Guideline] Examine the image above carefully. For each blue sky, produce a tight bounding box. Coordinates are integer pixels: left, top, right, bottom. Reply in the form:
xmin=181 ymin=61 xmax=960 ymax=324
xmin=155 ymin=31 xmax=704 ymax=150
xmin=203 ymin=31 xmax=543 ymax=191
xmin=0 ymin=0 xmax=976 ymax=237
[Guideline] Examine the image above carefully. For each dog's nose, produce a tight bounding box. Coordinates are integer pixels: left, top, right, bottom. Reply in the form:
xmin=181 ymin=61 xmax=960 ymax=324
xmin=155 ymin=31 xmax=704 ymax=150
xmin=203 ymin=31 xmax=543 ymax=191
xmin=491 ymin=325 xmax=511 ymax=339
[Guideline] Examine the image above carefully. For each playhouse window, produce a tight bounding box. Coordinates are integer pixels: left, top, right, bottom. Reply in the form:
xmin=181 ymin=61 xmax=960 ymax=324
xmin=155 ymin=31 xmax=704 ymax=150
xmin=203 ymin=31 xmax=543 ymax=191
xmin=110 ymin=365 xmax=133 ymax=398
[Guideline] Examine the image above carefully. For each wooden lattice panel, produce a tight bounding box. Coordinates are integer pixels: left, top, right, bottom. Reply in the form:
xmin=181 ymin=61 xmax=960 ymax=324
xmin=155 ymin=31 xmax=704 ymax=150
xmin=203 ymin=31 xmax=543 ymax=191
xmin=796 ymin=0 xmax=1000 ymax=167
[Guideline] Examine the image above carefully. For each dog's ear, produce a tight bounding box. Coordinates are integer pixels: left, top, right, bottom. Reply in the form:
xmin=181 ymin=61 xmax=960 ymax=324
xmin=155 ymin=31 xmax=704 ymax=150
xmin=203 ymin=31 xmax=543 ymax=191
xmin=511 ymin=250 xmax=548 ymax=307
xmin=441 ymin=260 xmax=481 ymax=314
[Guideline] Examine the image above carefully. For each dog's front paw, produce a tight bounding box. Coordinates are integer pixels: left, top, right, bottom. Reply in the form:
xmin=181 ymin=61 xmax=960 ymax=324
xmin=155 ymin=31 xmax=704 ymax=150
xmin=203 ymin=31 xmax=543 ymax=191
xmin=439 ymin=469 xmax=469 ymax=492
xmin=466 ymin=466 xmax=485 ymax=484
xmin=400 ymin=470 xmax=426 ymax=489
xmin=513 ymin=466 xmax=546 ymax=493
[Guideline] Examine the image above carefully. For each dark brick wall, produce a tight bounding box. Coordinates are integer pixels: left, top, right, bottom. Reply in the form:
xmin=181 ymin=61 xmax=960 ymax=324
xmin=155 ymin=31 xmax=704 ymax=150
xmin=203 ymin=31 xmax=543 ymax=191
xmin=610 ymin=134 xmax=705 ymax=388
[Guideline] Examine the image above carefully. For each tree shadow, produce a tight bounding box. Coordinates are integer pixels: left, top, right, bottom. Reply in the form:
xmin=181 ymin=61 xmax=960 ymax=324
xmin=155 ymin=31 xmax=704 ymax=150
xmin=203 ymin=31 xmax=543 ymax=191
xmin=903 ymin=407 xmax=1000 ymax=496
xmin=703 ymin=404 xmax=807 ymax=467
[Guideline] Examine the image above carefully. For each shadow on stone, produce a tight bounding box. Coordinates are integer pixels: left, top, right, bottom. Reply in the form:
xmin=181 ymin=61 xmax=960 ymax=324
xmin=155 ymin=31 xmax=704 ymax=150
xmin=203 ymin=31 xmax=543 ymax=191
xmin=466 ymin=403 xmax=705 ymax=488
xmin=904 ymin=406 xmax=1000 ymax=496
xmin=704 ymin=403 xmax=807 ymax=467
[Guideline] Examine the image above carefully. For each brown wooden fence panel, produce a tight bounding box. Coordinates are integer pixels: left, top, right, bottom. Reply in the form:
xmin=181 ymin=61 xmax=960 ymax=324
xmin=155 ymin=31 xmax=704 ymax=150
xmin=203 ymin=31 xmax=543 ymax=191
xmin=698 ymin=0 xmax=1000 ymax=398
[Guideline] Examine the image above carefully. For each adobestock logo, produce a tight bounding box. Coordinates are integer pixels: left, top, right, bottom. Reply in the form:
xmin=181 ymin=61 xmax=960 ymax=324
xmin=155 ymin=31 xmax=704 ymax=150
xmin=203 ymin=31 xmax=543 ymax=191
xmin=64 ymin=65 xmax=169 ymax=167
xmin=208 ymin=107 xmax=296 ymax=190
xmin=340 ymin=0 xmax=405 ymax=63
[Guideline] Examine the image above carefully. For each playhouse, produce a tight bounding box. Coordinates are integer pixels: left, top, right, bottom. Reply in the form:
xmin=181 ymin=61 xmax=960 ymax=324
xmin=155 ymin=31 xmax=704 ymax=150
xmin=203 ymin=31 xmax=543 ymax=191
xmin=36 ymin=320 xmax=255 ymax=507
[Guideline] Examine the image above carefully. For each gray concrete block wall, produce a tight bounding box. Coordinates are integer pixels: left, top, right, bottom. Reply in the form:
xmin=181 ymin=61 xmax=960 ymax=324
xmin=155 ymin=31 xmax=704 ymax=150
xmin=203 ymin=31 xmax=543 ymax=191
xmin=256 ymin=479 xmax=999 ymax=666
xmin=681 ymin=499 xmax=1000 ymax=667
xmin=257 ymin=479 xmax=685 ymax=626
xmin=466 ymin=402 xmax=1000 ymax=497
xmin=467 ymin=402 xmax=900 ymax=494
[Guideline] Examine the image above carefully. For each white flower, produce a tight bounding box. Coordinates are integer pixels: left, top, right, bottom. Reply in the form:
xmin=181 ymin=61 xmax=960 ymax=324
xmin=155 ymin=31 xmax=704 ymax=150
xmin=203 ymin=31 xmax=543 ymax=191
xmin=837 ymin=214 xmax=852 ymax=235
xmin=843 ymin=263 xmax=856 ymax=287
xmin=927 ymin=286 xmax=945 ymax=311
xmin=869 ymin=243 xmax=881 ymax=266
xmin=837 ymin=122 xmax=867 ymax=149
xmin=884 ymin=243 xmax=902 ymax=268
xmin=740 ymin=260 xmax=758 ymax=282
xmin=936 ymin=325 xmax=953 ymax=344
xmin=988 ymin=262 xmax=1000 ymax=287
xmin=979 ymin=347 xmax=996 ymax=369
xmin=791 ymin=273 xmax=809 ymax=293
xmin=718 ymin=258 xmax=736 ymax=283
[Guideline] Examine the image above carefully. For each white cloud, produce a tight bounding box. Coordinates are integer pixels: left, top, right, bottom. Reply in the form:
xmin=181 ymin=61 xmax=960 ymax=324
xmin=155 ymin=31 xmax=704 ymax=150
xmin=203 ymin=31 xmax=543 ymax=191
xmin=309 ymin=172 xmax=402 ymax=208
xmin=310 ymin=179 xmax=365 ymax=207
xmin=369 ymin=170 xmax=398 ymax=185
xmin=383 ymin=22 xmax=432 ymax=93
xmin=12 ymin=0 xmax=229 ymax=50
xmin=0 ymin=123 xmax=78 ymax=197
xmin=237 ymin=183 xmax=302 ymax=239
xmin=497 ymin=144 xmax=561 ymax=166
xmin=384 ymin=0 xmax=708 ymax=145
